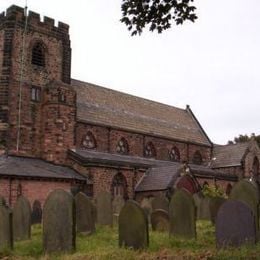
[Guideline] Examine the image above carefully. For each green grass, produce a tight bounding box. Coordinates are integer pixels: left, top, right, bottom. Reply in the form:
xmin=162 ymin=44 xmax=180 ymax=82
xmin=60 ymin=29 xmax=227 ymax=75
xmin=2 ymin=221 xmax=260 ymax=259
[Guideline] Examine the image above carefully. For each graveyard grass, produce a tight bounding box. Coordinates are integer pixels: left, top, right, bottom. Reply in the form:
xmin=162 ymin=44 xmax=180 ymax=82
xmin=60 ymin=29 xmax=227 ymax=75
xmin=2 ymin=221 xmax=260 ymax=259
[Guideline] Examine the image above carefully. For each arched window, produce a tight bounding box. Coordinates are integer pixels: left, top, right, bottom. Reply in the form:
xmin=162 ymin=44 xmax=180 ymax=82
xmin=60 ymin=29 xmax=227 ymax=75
xmin=252 ymin=157 xmax=259 ymax=177
xmin=192 ymin=150 xmax=203 ymax=165
xmin=111 ymin=172 xmax=128 ymax=199
xmin=169 ymin=146 xmax=180 ymax=161
xmin=81 ymin=131 xmax=96 ymax=149
xmin=116 ymin=137 xmax=129 ymax=155
xmin=144 ymin=142 xmax=156 ymax=158
xmin=31 ymin=42 xmax=45 ymax=67
xmin=226 ymin=183 xmax=232 ymax=196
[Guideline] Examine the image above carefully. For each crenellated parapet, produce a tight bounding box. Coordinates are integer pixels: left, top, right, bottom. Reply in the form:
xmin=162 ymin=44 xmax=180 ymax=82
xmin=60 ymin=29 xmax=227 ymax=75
xmin=0 ymin=5 xmax=69 ymax=34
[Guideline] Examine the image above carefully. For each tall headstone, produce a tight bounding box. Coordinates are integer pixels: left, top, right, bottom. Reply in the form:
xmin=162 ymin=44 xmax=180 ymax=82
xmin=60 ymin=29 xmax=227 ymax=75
xmin=230 ymin=180 xmax=259 ymax=236
xmin=0 ymin=200 xmax=13 ymax=250
xmin=169 ymin=189 xmax=196 ymax=239
xmin=151 ymin=209 xmax=169 ymax=232
xmin=112 ymin=195 xmax=125 ymax=225
xmin=96 ymin=191 xmax=113 ymax=226
xmin=119 ymin=200 xmax=149 ymax=249
xmin=151 ymin=195 xmax=169 ymax=213
xmin=198 ymin=197 xmax=211 ymax=220
xmin=75 ymin=192 xmax=95 ymax=235
xmin=140 ymin=197 xmax=153 ymax=222
xmin=31 ymin=200 xmax=42 ymax=225
xmin=209 ymin=197 xmax=226 ymax=224
xmin=13 ymin=196 xmax=31 ymax=241
xmin=216 ymin=200 xmax=256 ymax=248
xmin=43 ymin=189 xmax=75 ymax=253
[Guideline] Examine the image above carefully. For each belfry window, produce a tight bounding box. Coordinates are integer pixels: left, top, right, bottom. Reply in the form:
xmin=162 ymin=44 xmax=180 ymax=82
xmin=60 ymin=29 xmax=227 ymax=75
xmin=169 ymin=146 xmax=180 ymax=161
xmin=192 ymin=151 xmax=203 ymax=165
xmin=116 ymin=138 xmax=129 ymax=155
xmin=144 ymin=142 xmax=156 ymax=158
xmin=32 ymin=42 xmax=45 ymax=67
xmin=81 ymin=131 xmax=96 ymax=149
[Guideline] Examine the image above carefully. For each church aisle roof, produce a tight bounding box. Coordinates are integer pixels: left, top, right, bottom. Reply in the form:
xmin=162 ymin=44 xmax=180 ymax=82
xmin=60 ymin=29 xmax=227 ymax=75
xmin=211 ymin=142 xmax=249 ymax=168
xmin=71 ymin=79 xmax=211 ymax=146
xmin=0 ymin=155 xmax=86 ymax=181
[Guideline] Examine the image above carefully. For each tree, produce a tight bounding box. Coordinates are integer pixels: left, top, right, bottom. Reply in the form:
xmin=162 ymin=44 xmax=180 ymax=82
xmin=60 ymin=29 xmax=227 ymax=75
xmin=228 ymin=133 xmax=260 ymax=148
xmin=121 ymin=0 xmax=197 ymax=36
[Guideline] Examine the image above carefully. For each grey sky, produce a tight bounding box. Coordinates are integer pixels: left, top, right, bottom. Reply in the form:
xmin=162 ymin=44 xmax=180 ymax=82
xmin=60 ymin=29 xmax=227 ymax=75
xmin=1 ymin=0 xmax=260 ymax=144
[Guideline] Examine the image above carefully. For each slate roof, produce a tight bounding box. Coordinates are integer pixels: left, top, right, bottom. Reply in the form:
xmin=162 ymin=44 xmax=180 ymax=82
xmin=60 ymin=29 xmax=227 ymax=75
xmin=211 ymin=142 xmax=249 ymax=168
xmin=135 ymin=163 xmax=238 ymax=192
xmin=71 ymin=79 xmax=211 ymax=146
xmin=0 ymin=155 xmax=86 ymax=181
xmin=69 ymin=149 xmax=175 ymax=169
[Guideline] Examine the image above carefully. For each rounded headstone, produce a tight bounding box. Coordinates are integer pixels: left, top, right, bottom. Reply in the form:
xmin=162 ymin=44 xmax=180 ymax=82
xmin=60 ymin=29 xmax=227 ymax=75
xmin=216 ymin=200 xmax=256 ymax=248
xmin=43 ymin=189 xmax=75 ymax=253
xmin=140 ymin=197 xmax=153 ymax=222
xmin=119 ymin=200 xmax=149 ymax=249
xmin=169 ymin=189 xmax=196 ymax=239
xmin=198 ymin=197 xmax=211 ymax=220
xmin=13 ymin=196 xmax=31 ymax=241
xmin=75 ymin=192 xmax=95 ymax=235
xmin=112 ymin=195 xmax=125 ymax=225
xmin=151 ymin=209 xmax=169 ymax=232
xmin=151 ymin=195 xmax=169 ymax=213
xmin=209 ymin=197 xmax=226 ymax=224
xmin=96 ymin=191 xmax=113 ymax=226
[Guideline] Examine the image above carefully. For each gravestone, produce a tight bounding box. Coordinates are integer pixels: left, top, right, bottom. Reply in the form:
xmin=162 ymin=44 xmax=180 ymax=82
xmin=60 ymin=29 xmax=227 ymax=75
xmin=31 ymin=200 xmax=42 ymax=225
xmin=198 ymin=197 xmax=211 ymax=220
xmin=0 ymin=202 xmax=13 ymax=250
xmin=43 ymin=189 xmax=75 ymax=253
xmin=140 ymin=197 xmax=153 ymax=222
xmin=169 ymin=189 xmax=196 ymax=239
xmin=119 ymin=200 xmax=149 ymax=249
xmin=13 ymin=196 xmax=31 ymax=241
xmin=112 ymin=195 xmax=125 ymax=225
xmin=209 ymin=197 xmax=226 ymax=224
xmin=230 ymin=180 xmax=259 ymax=237
xmin=151 ymin=195 xmax=169 ymax=213
xmin=216 ymin=200 xmax=256 ymax=248
xmin=151 ymin=209 xmax=169 ymax=232
xmin=96 ymin=191 xmax=113 ymax=226
xmin=75 ymin=192 xmax=95 ymax=235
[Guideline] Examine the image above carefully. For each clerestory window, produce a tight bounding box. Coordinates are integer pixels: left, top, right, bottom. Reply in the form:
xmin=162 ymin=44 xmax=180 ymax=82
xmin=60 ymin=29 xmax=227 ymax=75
xmin=81 ymin=131 xmax=96 ymax=149
xmin=144 ymin=142 xmax=156 ymax=158
xmin=116 ymin=137 xmax=129 ymax=155
xmin=169 ymin=146 xmax=180 ymax=161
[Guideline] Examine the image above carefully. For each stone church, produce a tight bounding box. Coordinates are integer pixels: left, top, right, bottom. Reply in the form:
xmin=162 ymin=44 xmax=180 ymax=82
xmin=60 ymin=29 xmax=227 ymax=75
xmin=0 ymin=5 xmax=259 ymax=207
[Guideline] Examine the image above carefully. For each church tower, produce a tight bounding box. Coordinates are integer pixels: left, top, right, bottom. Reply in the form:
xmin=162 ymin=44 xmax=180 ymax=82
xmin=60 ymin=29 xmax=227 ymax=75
xmin=0 ymin=5 xmax=76 ymax=163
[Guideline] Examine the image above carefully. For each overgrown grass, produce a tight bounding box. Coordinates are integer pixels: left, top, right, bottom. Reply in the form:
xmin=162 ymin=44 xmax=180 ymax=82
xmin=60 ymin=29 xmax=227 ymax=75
xmin=2 ymin=221 xmax=260 ymax=259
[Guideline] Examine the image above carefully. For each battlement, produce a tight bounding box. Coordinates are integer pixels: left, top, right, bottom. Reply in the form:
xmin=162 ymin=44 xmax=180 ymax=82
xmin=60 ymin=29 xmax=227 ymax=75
xmin=0 ymin=5 xmax=69 ymax=34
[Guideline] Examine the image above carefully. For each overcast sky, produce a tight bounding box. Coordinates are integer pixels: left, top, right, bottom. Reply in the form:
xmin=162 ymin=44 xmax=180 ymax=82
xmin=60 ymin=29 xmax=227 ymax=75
xmin=1 ymin=0 xmax=260 ymax=145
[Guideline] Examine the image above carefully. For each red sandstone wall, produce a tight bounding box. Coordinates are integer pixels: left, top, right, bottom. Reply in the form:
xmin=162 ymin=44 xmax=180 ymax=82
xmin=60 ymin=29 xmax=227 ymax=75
xmin=0 ymin=178 xmax=71 ymax=207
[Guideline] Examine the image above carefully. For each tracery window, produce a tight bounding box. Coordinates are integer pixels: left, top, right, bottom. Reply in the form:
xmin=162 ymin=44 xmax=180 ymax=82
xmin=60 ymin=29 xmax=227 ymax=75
xmin=31 ymin=42 xmax=45 ymax=67
xmin=144 ymin=142 xmax=156 ymax=158
xmin=169 ymin=146 xmax=180 ymax=161
xmin=252 ymin=157 xmax=259 ymax=177
xmin=111 ymin=172 xmax=128 ymax=199
xmin=192 ymin=150 xmax=203 ymax=165
xmin=116 ymin=137 xmax=129 ymax=155
xmin=81 ymin=131 xmax=96 ymax=149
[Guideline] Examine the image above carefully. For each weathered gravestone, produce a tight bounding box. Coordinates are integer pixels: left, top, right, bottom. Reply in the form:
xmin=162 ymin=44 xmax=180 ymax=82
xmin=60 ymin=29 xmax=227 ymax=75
xmin=209 ymin=197 xmax=226 ymax=224
xmin=31 ymin=200 xmax=42 ymax=225
xmin=216 ymin=200 xmax=256 ymax=248
xmin=96 ymin=191 xmax=113 ymax=226
xmin=119 ymin=200 xmax=149 ymax=249
xmin=75 ymin=192 xmax=95 ymax=235
xmin=151 ymin=195 xmax=169 ymax=213
xmin=230 ymin=180 xmax=259 ymax=237
xmin=140 ymin=197 xmax=153 ymax=223
xmin=0 ymin=199 xmax=13 ymax=250
xmin=43 ymin=189 xmax=75 ymax=253
xmin=13 ymin=196 xmax=31 ymax=241
xmin=151 ymin=209 xmax=169 ymax=232
xmin=169 ymin=189 xmax=196 ymax=239
xmin=112 ymin=195 xmax=125 ymax=225
xmin=198 ymin=197 xmax=211 ymax=220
